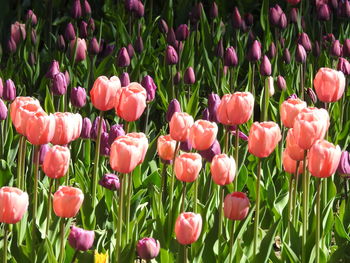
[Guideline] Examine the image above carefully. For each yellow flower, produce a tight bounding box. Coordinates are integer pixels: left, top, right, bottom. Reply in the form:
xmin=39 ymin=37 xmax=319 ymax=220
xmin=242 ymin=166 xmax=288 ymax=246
xmin=94 ymin=250 xmax=108 ymax=263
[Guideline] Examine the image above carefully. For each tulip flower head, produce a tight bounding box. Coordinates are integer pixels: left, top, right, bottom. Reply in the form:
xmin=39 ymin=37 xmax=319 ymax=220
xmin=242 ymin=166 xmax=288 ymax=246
xmin=53 ymin=186 xmax=84 ymax=218
xmin=210 ymin=154 xmax=236 ymax=185
xmin=189 ymin=120 xmax=218 ymax=151
xmin=175 ymin=153 xmax=202 ymax=182
xmin=169 ymin=112 xmax=194 ymax=142
xmin=90 ymin=76 xmax=121 ymax=111
xmin=42 ymin=145 xmax=71 ymax=179
xmin=314 ymin=67 xmax=345 ymax=103
xmin=137 ymin=238 xmax=160 ymax=260
xmin=224 ymin=192 xmax=250 ymax=221
xmin=99 ymin=173 xmax=120 ymax=191
xmin=0 ymin=187 xmax=29 ymax=224
xmin=68 ymin=226 xmax=95 ymax=251
xmin=157 ymin=135 xmax=177 ymax=161
xmin=280 ymin=97 xmax=307 ymax=128
xmin=175 ymin=212 xmax=202 ymax=245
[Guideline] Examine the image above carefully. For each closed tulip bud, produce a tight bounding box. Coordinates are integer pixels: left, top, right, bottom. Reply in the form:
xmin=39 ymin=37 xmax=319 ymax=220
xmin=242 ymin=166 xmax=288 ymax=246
xmin=51 ymin=72 xmax=67 ymax=96
xmin=282 ymin=149 xmax=304 ymax=174
xmin=71 ymin=0 xmax=82 ymax=19
xmin=99 ymin=173 xmax=120 ymax=190
xmin=0 ymin=99 xmax=7 ymax=121
xmin=126 ymin=44 xmax=135 ymax=59
xmin=157 ymin=135 xmax=176 ymax=161
xmin=31 ymin=30 xmax=37 ymax=45
xmin=65 ymin=23 xmax=76 ymax=41
xmin=141 ymin=75 xmax=157 ymax=102
xmin=307 ymin=88 xmax=318 ymax=104
xmin=38 ymin=144 xmax=50 ymax=165
xmin=230 ymin=127 xmax=249 ymax=141
xmin=248 ymin=40 xmax=262 ymax=62
xmin=215 ymin=39 xmax=224 ymax=58
xmin=115 ymin=83 xmax=147 ymax=122
xmin=289 ymin=8 xmax=298 ymax=23
xmin=26 ymin=10 xmax=37 ymax=25
xmin=343 ymin=39 xmax=350 ymax=57
xmin=331 ymin=40 xmax=342 ymax=57
xmin=175 ymin=24 xmax=189 ymax=41
xmin=135 ymin=36 xmax=144 ymax=54
xmin=184 ymin=67 xmax=195 ymax=85
xmin=7 ymin=38 xmax=17 ymax=53
xmin=313 ymin=41 xmax=321 ymax=57
xmin=208 ymin=93 xmax=220 ymax=123
xmin=166 ymin=99 xmax=181 ymax=122
xmin=224 ymin=192 xmax=249 ymax=221
xmin=64 ymin=71 xmax=70 ymax=86
xmin=266 ymin=76 xmax=275 ymax=97
xmin=293 ymin=107 xmax=330 ymax=150
xmin=170 ymin=112 xmax=194 ymax=141
xmin=70 ymin=38 xmax=87 ymax=62
xmin=46 ymin=60 xmax=60 ymax=79
xmin=286 ymin=128 xmax=304 ymax=161
xmin=283 ymin=48 xmax=291 ymax=64
xmin=175 ymin=153 xmax=202 ymax=182
xmin=280 ymin=37 xmax=285 ymax=48
xmin=88 ymin=18 xmax=95 ymax=32
xmin=11 ymin=22 xmax=26 ymax=44
xmin=100 ymin=132 xmax=110 ymax=156
xmin=0 ymin=187 xmax=29 ymax=224
xmin=317 ymin=4 xmax=331 ymax=21
xmin=135 ymin=1 xmax=144 ymax=17
xmin=108 ymin=124 xmax=125 ymax=146
xmin=53 ymin=186 xmax=84 ymax=218
xmin=210 ymin=154 xmax=236 ymax=185
xmin=159 ymin=19 xmax=168 ymax=34
xmin=277 ymin=75 xmax=287 ymax=91
xmin=175 ymin=212 xmax=202 ymax=245
xmin=232 ymin=7 xmax=242 ymax=29
xmin=79 ymin=21 xmax=88 ymax=38
xmin=71 ymin=86 xmax=87 ymax=108
xmin=80 ymin=117 xmax=92 ymax=139
xmin=210 ymin=2 xmax=218 ymax=19
xmin=165 ymin=45 xmax=178 ymax=65
xmin=199 ymin=140 xmax=221 ymax=162
xmin=248 ymin=122 xmax=282 ymax=158
xmin=280 ymin=97 xmax=307 ymax=128
xmin=309 ymin=140 xmax=341 ymax=178
xmin=267 ymin=42 xmax=277 ymax=59
xmin=82 ymin=0 xmax=91 ymax=16
xmin=166 ymin=28 xmax=177 ymax=47
xmin=3 ymin=79 xmax=16 ymax=101
xmin=174 ymin=72 xmax=181 ymax=85
xmin=90 ymin=76 xmax=121 ymax=111
xmin=338 ymin=57 xmax=350 ymax=75
xmin=269 ymin=5 xmax=283 ymax=27
xmin=342 ymin=0 xmax=350 ymax=17
xmin=88 ymin=37 xmax=99 ymax=55
xmin=260 ymin=55 xmax=271 ymax=76
xmin=90 ymin=116 xmax=106 ymax=140
xmin=180 ymin=139 xmax=192 ymax=152
xmin=279 ymin=13 xmax=288 ymax=29
xmin=26 ymin=111 xmax=56 ymax=145
xmin=0 ymin=78 xmax=3 ymax=98
xmin=202 ymin=108 xmax=210 ymax=121
xmin=314 ymin=67 xmax=345 ymax=103
xmin=296 ymin=44 xmax=307 ymax=63
xmin=43 ymin=145 xmax=70 ymax=178
xmin=51 ymin=112 xmax=82 ymax=145
xmin=58 ymin=35 xmax=66 ymax=51
xmin=338 ymin=151 xmax=350 ymax=176
xmin=68 ymin=226 xmax=94 ymax=252
xmin=137 ymin=238 xmax=160 ymax=260
xmin=224 ymin=47 xmax=238 ymax=67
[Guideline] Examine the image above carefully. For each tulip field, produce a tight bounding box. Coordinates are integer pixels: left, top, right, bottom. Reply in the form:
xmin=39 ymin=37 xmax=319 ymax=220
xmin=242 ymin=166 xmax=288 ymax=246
xmin=2 ymin=0 xmax=350 ymax=262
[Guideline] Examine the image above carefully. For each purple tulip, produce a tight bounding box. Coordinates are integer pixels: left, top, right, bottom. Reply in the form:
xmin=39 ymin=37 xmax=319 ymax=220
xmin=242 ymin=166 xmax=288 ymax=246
xmin=298 ymin=33 xmax=312 ymax=52
xmin=137 ymin=238 xmax=160 ymax=260
xmin=38 ymin=144 xmax=50 ymax=165
xmin=232 ymin=7 xmax=242 ymax=29
xmin=90 ymin=116 xmax=107 ymax=140
xmin=7 ymin=38 xmax=17 ymax=53
xmin=159 ymin=19 xmax=168 ymax=34
xmin=269 ymin=5 xmax=283 ymax=27
xmin=135 ymin=36 xmax=144 ymax=54
xmin=184 ymin=67 xmax=195 ymax=85
xmin=174 ymin=72 xmax=181 ymax=85
xmin=0 ymin=99 xmax=7 ymax=121
xmin=247 ymin=40 xmax=261 ymax=62
xmin=175 ymin=24 xmax=189 ymax=41
xmin=166 ymin=28 xmax=178 ymax=47
xmin=127 ymin=44 xmax=135 ymax=59
xmin=166 ymin=99 xmax=181 ymax=122
xmin=108 ymin=124 xmax=125 ymax=146
xmin=125 ymin=0 xmax=137 ymax=12
xmin=338 ymin=57 xmax=350 ymax=75
xmin=26 ymin=10 xmax=37 ymax=25
xmin=88 ymin=38 xmax=100 ymax=55
xmin=338 ymin=151 xmax=350 ymax=176
xmin=88 ymin=18 xmax=95 ymax=32
xmin=0 ymin=78 xmax=3 ymax=98
xmin=71 ymin=87 xmax=87 ymax=108
xmin=289 ymin=8 xmax=298 ymax=23
xmin=215 ymin=39 xmax=224 ymax=58
xmin=71 ymin=0 xmax=82 ymax=19
xmin=180 ymin=139 xmax=192 ymax=152
xmin=317 ymin=4 xmax=331 ymax=21
xmin=57 ymin=35 xmax=65 ymax=51
xmin=283 ymin=48 xmax=291 ymax=64
xmin=306 ymin=88 xmax=317 ymax=104
xmin=210 ymin=2 xmax=218 ymax=19
xmin=135 ymin=1 xmax=144 ymax=18
xmin=51 ymin=72 xmax=67 ymax=96
xmin=68 ymin=226 xmax=94 ymax=251
xmin=65 ymin=23 xmax=76 ymax=41
xmin=229 ymin=126 xmax=249 ymax=141
xmin=224 ymin=47 xmax=238 ymax=67
xmin=80 ymin=117 xmax=92 ymax=139
xmin=343 ymin=39 xmax=350 ymax=57
xmin=141 ymin=75 xmax=157 ymax=102
xmin=99 ymin=173 xmax=120 ymax=190
xmin=202 ymin=108 xmax=210 ymax=121
xmin=82 ymin=0 xmax=91 ymax=16
xmin=165 ymin=45 xmax=178 ymax=65
xmin=260 ymin=55 xmax=271 ymax=76
xmin=244 ymin=13 xmax=254 ymax=27
xmin=199 ymin=140 xmax=221 ymax=162
xmin=100 ymin=132 xmax=110 ymax=156
xmin=208 ymin=93 xmax=220 ymax=123
xmin=267 ymin=42 xmax=277 ymax=59
xmin=296 ymin=44 xmax=307 ymax=63
xmin=3 ymin=79 xmax=16 ymax=101
xmin=288 ymin=94 xmax=298 ymax=100
xmin=100 ymin=43 xmax=115 ymax=58
xmin=117 ymin=47 xmax=131 ymax=67
xmin=46 ymin=60 xmax=60 ymax=79
xmin=313 ymin=41 xmax=321 ymax=57
xmin=79 ymin=21 xmax=88 ymax=38
xmin=277 ymin=76 xmax=287 ymax=91
xmin=330 ymin=40 xmax=342 ymax=57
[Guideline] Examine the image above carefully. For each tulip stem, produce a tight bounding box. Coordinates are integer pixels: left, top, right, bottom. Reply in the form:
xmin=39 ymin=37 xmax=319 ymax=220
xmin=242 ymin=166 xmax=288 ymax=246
xmin=169 ymin=141 xmax=180 ymax=236
xmin=117 ymin=175 xmax=124 ymax=262
xmin=292 ymin=162 xmax=300 ymax=228
xmin=181 ymin=182 xmax=186 ymax=212
xmin=302 ymin=150 xmax=308 ymax=263
xmin=217 ymin=59 xmax=221 ymax=93
xmin=3 ymin=224 xmax=8 ymax=263
xmin=224 ymin=127 xmax=229 ymax=153
xmin=0 ymin=122 xmax=3 ymax=158
xmin=32 ymin=145 xmax=40 ymax=244
xmin=253 ymin=158 xmax=262 ymax=255
xmin=183 ymin=245 xmax=188 ymax=263
xmin=170 ymin=65 xmax=175 ymax=99
xmin=316 ymin=178 xmax=322 ymax=263
xmin=17 ymin=135 xmax=24 ymax=189
xmin=229 ymin=222 xmax=235 ymax=263
xmin=160 ymin=163 xmax=168 ymax=205
xmin=234 ymin=125 xmax=239 ymax=191
xmin=144 ymin=104 xmax=150 ymax=135
xmin=46 ymin=178 xmax=54 ymax=237
xmin=59 ymin=218 xmax=66 ymax=263
xmin=344 ymin=178 xmax=348 ymax=202
xmin=300 ymin=64 xmax=304 ymax=100
xmin=193 ymin=179 xmax=198 ymax=213
xmin=71 ymin=250 xmax=79 ymax=263
xmin=92 ymin=111 xmax=104 ymax=209
xmin=263 ymin=77 xmax=269 ymax=121
xmin=125 ymin=173 xmax=133 ymax=241
xmin=218 ymin=186 xmax=224 ymax=260
xmin=287 ymin=172 xmax=294 ymax=244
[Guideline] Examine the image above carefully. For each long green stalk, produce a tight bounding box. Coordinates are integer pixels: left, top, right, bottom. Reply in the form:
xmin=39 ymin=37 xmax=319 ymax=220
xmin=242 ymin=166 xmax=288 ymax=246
xmin=116 ymin=175 xmax=124 ymax=262
xmin=193 ymin=179 xmax=198 ymax=213
xmin=263 ymin=77 xmax=269 ymax=121
xmin=253 ymin=158 xmax=262 ymax=255
xmin=46 ymin=178 xmax=54 ymax=237
xmin=218 ymin=186 xmax=224 ymax=260
xmin=160 ymin=163 xmax=168 ymax=206
xmin=32 ymin=145 xmax=40 ymax=246
xmin=302 ymin=150 xmax=308 ymax=263
xmin=168 ymin=141 xmax=180 ymax=235
xmin=316 ymin=178 xmax=322 ymax=263
xmin=3 ymin=224 xmax=8 ymax=263
xmin=181 ymin=182 xmax=186 ymax=213
xmin=234 ymin=125 xmax=240 ymax=191
xmin=125 ymin=173 xmax=133 ymax=241
xmin=59 ymin=219 xmax=65 ymax=263
xmin=228 ymin=222 xmax=235 ymax=263
xmin=292 ymin=161 xmax=300 ymax=227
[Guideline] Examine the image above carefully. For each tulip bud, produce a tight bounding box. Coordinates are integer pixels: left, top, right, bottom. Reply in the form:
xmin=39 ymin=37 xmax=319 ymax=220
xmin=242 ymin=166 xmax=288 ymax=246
xmin=68 ymin=226 xmax=94 ymax=251
xmin=71 ymin=86 xmax=87 ymax=108
xmin=126 ymin=44 xmax=135 ymax=59
xmin=167 ymin=28 xmax=177 ymax=47
xmin=298 ymin=33 xmax=312 ymax=52
xmin=199 ymin=140 xmax=221 ymax=162
xmin=184 ymin=67 xmax=195 ymax=85
xmin=79 ymin=21 xmax=88 ymax=38
xmin=313 ymin=41 xmax=321 ymax=57
xmin=100 ymin=43 xmax=114 ymax=58
xmin=65 ymin=23 xmax=76 ymax=41
xmin=166 ymin=99 xmax=181 ymax=122
xmin=64 ymin=71 xmax=70 ymax=87
xmin=0 ymin=99 xmax=8 ymax=121
xmin=229 ymin=126 xmax=249 ymax=141
xmin=280 ymin=37 xmax=285 ymax=48
xmin=343 ymin=39 xmax=350 ymax=57
xmin=108 ymin=124 xmax=125 ymax=146
xmin=3 ymin=79 xmax=16 ymax=101
xmin=232 ymin=7 xmax=242 ymax=29
xmin=208 ymin=93 xmax=220 ymax=123
xmin=117 ymin=47 xmax=130 ymax=67
xmin=30 ymin=29 xmax=37 ymax=45
xmin=175 ymin=24 xmax=189 ymax=41
xmin=247 ymin=40 xmax=261 ymax=62
xmin=283 ymin=48 xmax=291 ymax=64
xmin=215 ymin=39 xmax=224 ymax=58
xmin=338 ymin=57 xmax=350 ymax=75
xmin=269 ymin=5 xmax=283 ymax=27
xmin=80 ymin=117 xmax=92 ymax=139
xmin=337 ymin=151 xmax=350 ymax=176
xmin=330 ymin=40 xmax=342 ymax=57
xmin=141 ymin=75 xmax=157 ymax=102
xmin=318 ymin=4 xmax=331 ymax=21
xmin=71 ymin=0 xmax=82 ymax=19
xmin=159 ymin=19 xmax=168 ymax=34
xmin=88 ymin=18 xmax=95 ymax=33
xmin=165 ymin=45 xmax=178 ymax=65
xmin=57 ymin=35 xmax=66 ymax=51
xmin=100 ymin=132 xmax=110 ymax=156
xmin=296 ymin=44 xmax=307 ymax=63
xmin=7 ymin=38 xmax=17 ymax=53
xmin=90 ymin=116 xmax=107 ymax=140
xmin=266 ymin=76 xmax=275 ymax=97
xmin=277 ymin=75 xmax=287 ymax=91
xmin=51 ymin=72 xmax=68 ymax=96
xmin=224 ymin=192 xmax=250 ymax=220
xmin=290 ymin=8 xmax=298 ymax=23
xmin=279 ymin=13 xmax=288 ymax=29
xmin=88 ymin=37 xmax=99 ymax=55
xmin=125 ymin=0 xmax=136 ymax=12
xmin=210 ymin=2 xmax=218 ymax=19
xmin=267 ymin=42 xmax=276 ymax=59
xmin=137 ymin=238 xmax=160 ymax=260
xmin=135 ymin=36 xmax=144 ymax=54
xmin=99 ymin=173 xmax=120 ymax=190
xmin=37 ymin=144 xmax=50 ymax=165
xmin=135 ymin=1 xmax=144 ymax=18
xmin=224 ymin=47 xmax=238 ymax=67
xmin=260 ymin=55 xmax=271 ymax=76
xmin=120 ymin=72 xmax=130 ymax=87
xmin=180 ymin=139 xmax=192 ymax=152
xmin=174 ymin=72 xmax=181 ymax=85
xmin=71 ymin=37 xmax=87 ymax=62
xmin=46 ymin=60 xmax=60 ymax=79
xmin=82 ymin=0 xmax=91 ymax=16
xmin=26 ymin=10 xmax=37 ymax=25
xmin=306 ymin=88 xmax=317 ymax=104
xmin=202 ymin=108 xmax=210 ymax=121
